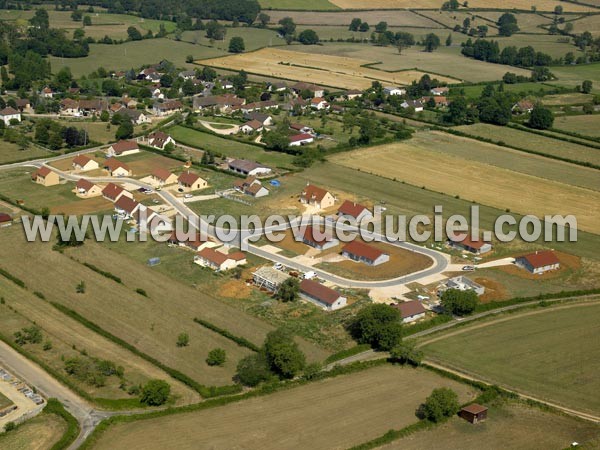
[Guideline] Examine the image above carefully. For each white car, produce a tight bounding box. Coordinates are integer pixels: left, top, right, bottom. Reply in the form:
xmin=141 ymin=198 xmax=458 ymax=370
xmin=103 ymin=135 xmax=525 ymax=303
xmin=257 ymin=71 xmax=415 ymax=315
xmin=184 ymin=194 xmax=193 ymax=199
xmin=274 ymin=263 xmax=284 ymax=270
xmin=462 ymin=265 xmax=476 ymax=271
xmin=304 ymin=271 xmax=316 ymax=280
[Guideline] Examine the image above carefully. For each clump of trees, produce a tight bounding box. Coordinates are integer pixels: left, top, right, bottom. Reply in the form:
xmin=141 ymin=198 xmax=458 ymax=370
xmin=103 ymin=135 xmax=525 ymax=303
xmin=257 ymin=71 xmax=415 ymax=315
xmin=528 ymin=103 xmax=554 ymax=130
xmin=420 ymin=388 xmax=460 ymax=422
xmin=206 ymin=348 xmax=227 ymax=366
xmin=14 ymin=325 xmax=43 ymax=346
xmin=140 ymin=379 xmax=171 ymax=406
xmin=64 ymin=356 xmax=124 ymax=388
xmin=350 ymin=304 xmax=403 ymax=351
xmin=497 ymin=13 xmax=519 ymax=37
xmin=298 ymin=29 xmax=319 ymax=45
xmin=34 ymin=119 xmax=89 ymax=150
xmin=441 ymin=289 xmax=478 ymax=316
xmin=276 ymin=278 xmax=300 ymax=302
xmin=228 ymin=36 xmax=245 ymax=53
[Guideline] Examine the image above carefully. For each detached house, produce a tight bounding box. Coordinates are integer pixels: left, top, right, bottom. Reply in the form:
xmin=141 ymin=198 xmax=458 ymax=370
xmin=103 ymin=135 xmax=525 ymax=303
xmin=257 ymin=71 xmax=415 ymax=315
xmin=384 ymin=87 xmax=406 ymax=96
xmin=148 ymin=131 xmax=175 ymax=150
xmin=114 ymin=196 xmax=142 ymax=219
xmin=151 ymin=168 xmax=178 ymax=186
xmin=178 ymin=171 xmax=207 ymax=192
xmin=73 ymin=178 xmax=102 ymax=198
xmin=0 ymin=107 xmax=21 ymax=126
xmin=244 ymin=112 xmax=273 ymax=126
xmin=102 ymin=182 xmax=132 ymax=202
xmin=103 ymin=158 xmax=132 ymax=177
xmin=342 ymin=240 xmax=389 ymax=266
xmin=401 ymin=100 xmax=424 ymax=112
xmin=300 ymin=184 xmax=335 ymax=210
xmin=153 ymin=100 xmax=183 ymax=117
xmin=512 ymin=99 xmax=534 ymax=114
xmin=289 ymin=133 xmax=314 ymax=147
xmin=337 ymin=200 xmax=372 ymax=223
xmin=106 ymin=140 xmax=140 ymax=157
xmin=310 ymin=97 xmax=329 ymax=110
xmin=292 ymin=82 xmax=324 ymax=98
xmin=302 ymin=225 xmax=339 ymax=251
xmin=72 ymin=154 xmax=99 ymax=171
xmin=516 ymin=250 xmax=560 ymax=274
xmin=431 ymin=87 xmax=449 ymax=96
xmin=300 ymin=279 xmax=347 ymax=311
xmin=228 ymin=159 xmax=272 ymax=177
xmin=171 ymin=233 xmax=219 ymax=252
xmin=240 ymin=120 xmax=264 ymax=134
xmin=393 ymin=301 xmax=427 ymax=323
xmin=0 ymin=213 xmax=12 ymax=228
xmin=194 ymin=248 xmax=247 ymax=271
xmin=233 ymin=176 xmax=269 ymax=198
xmin=60 ymin=98 xmax=80 ymax=116
xmin=449 ymin=235 xmax=492 ymax=255
xmin=31 ymin=167 xmax=60 ymax=187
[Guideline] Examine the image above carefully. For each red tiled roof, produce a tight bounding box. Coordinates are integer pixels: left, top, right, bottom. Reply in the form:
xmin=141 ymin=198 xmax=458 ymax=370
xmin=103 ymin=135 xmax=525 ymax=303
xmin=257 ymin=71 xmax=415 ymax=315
xmin=104 ymin=158 xmax=130 ymax=172
xmin=301 ymin=184 xmax=330 ymax=203
xmin=243 ymin=119 xmax=263 ymax=130
xmin=102 ymin=182 xmax=125 ymax=200
xmin=73 ymin=154 xmax=93 ymax=167
xmin=114 ymin=196 xmax=139 ymax=214
xmin=34 ymin=166 xmax=52 ymax=178
xmin=152 ymin=168 xmax=174 ymax=181
xmin=76 ymin=178 xmax=95 ymax=191
xmin=0 ymin=106 xmax=20 ymax=116
xmin=178 ymin=171 xmax=200 ymax=186
xmin=197 ymin=247 xmax=244 ymax=265
xmin=342 ymin=240 xmax=386 ymax=262
xmin=300 ymin=279 xmax=342 ymax=305
xmin=338 ymin=200 xmax=368 ymax=219
xmin=0 ymin=213 xmax=11 ymax=223
xmin=289 ymin=133 xmax=313 ymax=143
xmin=461 ymin=403 xmax=488 ymax=414
xmin=519 ymin=250 xmax=560 ymax=269
xmin=110 ymin=140 xmax=138 ymax=155
xmin=302 ymin=225 xmax=335 ymax=246
xmin=455 ymin=235 xmax=488 ymax=250
xmin=394 ymin=300 xmax=426 ymax=319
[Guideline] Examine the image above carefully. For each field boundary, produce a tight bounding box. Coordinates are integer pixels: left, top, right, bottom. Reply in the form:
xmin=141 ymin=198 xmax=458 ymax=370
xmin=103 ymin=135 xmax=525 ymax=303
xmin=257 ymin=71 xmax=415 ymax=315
xmin=193 ymin=318 xmax=260 ymax=352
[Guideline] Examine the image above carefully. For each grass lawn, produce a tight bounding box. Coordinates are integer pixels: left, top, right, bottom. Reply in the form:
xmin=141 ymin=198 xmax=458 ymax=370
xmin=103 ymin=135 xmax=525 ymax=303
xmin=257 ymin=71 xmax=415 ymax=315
xmin=168 ymin=125 xmax=295 ymax=168
xmin=0 ymin=141 xmax=52 ymax=165
xmin=551 ymin=63 xmax=600 ymax=92
xmin=459 ymin=82 xmax=564 ymax=99
xmin=381 ymin=400 xmax=600 ymax=450
xmin=0 ymin=169 xmax=76 ymax=212
xmin=49 ymin=39 xmax=224 ymax=77
xmin=89 ymin=365 xmax=478 ymax=450
xmin=324 ymin=0 xmax=596 ymax=11
xmin=0 ymin=412 xmax=67 ymax=450
xmin=0 ymin=278 xmax=199 ymax=405
xmin=553 ymin=114 xmax=600 ymax=138
xmin=454 ymin=122 xmax=600 ymax=166
xmin=422 ymin=302 xmax=600 ymax=415
xmin=50 ymin=119 xmax=147 ymax=145
xmin=258 ymin=0 xmax=339 ymax=10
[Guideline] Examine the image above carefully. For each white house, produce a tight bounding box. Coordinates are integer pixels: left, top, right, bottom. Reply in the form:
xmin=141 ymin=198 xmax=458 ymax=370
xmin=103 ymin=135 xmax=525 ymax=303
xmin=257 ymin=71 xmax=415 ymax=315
xmin=147 ymin=131 xmax=175 ymax=150
xmin=194 ymin=248 xmax=247 ymax=271
xmin=445 ymin=276 xmax=485 ymax=296
xmin=106 ymin=140 xmax=140 ymax=157
xmin=401 ymin=100 xmax=424 ymax=112
xmin=72 ymin=154 xmax=99 ymax=172
xmin=228 ymin=159 xmax=272 ymax=177
xmin=431 ymin=87 xmax=449 ymax=96
xmin=289 ymin=133 xmax=314 ymax=147
xmin=384 ymin=87 xmax=406 ymax=96
xmin=310 ymin=97 xmax=329 ymax=110
xmin=300 ymin=279 xmax=347 ymax=311
xmin=240 ymin=120 xmax=263 ymax=134
xmin=515 ymin=250 xmax=560 ymax=274
xmin=393 ymin=301 xmax=427 ymax=323
xmin=0 ymin=107 xmax=21 ymax=126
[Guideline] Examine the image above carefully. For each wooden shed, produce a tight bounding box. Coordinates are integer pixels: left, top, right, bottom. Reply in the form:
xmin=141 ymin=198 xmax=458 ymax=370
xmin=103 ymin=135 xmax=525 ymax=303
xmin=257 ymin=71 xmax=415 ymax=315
xmin=459 ymin=404 xmax=488 ymax=424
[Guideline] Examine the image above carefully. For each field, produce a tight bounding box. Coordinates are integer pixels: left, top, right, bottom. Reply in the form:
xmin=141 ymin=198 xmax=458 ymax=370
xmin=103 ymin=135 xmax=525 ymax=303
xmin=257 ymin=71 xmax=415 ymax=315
xmin=266 ymin=10 xmax=442 ymax=27
xmin=180 ymin=27 xmax=284 ymax=53
xmin=382 ymin=400 xmax=600 ymax=450
xmin=459 ymin=82 xmax=563 ymax=99
xmin=0 ymin=277 xmax=199 ymax=404
xmin=569 ymin=13 xmax=600 ymax=36
xmin=0 ymin=413 xmax=67 ymax=450
xmin=554 ymin=115 xmax=600 ymax=137
xmin=541 ymin=92 xmax=595 ymax=105
xmin=50 ymin=38 xmax=224 ymax=78
xmin=0 ymin=141 xmax=52 ymax=165
xmin=52 ymin=120 xmax=146 ymax=145
xmin=198 ymin=47 xmax=459 ymax=90
xmin=258 ymin=0 xmax=339 ymax=10
xmin=287 ymin=44 xmax=531 ymax=83
xmin=89 ymin=365 xmax=477 ymax=450
xmin=551 ymin=63 xmax=600 ymax=92
xmin=326 ymin=0 xmax=596 ymax=12
xmin=329 ymin=133 xmax=600 ymax=235
xmin=454 ymin=122 xmax=600 ymax=166
xmin=0 ymin=391 xmax=11 ymax=410
xmin=422 ymin=302 xmax=600 ymax=415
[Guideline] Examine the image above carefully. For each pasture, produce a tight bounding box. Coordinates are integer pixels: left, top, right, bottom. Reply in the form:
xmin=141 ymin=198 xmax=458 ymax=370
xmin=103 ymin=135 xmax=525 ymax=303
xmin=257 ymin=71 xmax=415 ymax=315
xmin=329 ymin=135 xmax=600 ymax=235
xmin=258 ymin=0 xmax=339 ymax=10
xmin=180 ymin=27 xmax=283 ymax=53
xmin=0 ymin=140 xmax=51 ymax=165
xmin=454 ymin=122 xmax=600 ymax=166
xmin=326 ymin=0 xmax=596 ymax=12
xmin=551 ymin=63 xmax=600 ymax=92
xmin=0 ymin=277 xmax=199 ymax=405
xmin=492 ymin=33 xmax=584 ymax=58
xmin=89 ymin=365 xmax=477 ymax=450
xmin=459 ymin=82 xmax=563 ymax=99
xmin=554 ymin=114 xmax=600 ymax=137
xmin=381 ymin=400 xmax=600 ymax=450
xmin=0 ymin=412 xmax=67 ymax=450
xmin=569 ymin=13 xmax=600 ymax=36
xmin=198 ymin=47 xmax=459 ymax=90
xmin=422 ymin=302 xmax=600 ymax=415
xmin=266 ymin=9 xmax=442 ymax=27
xmin=288 ymin=44 xmax=531 ymax=83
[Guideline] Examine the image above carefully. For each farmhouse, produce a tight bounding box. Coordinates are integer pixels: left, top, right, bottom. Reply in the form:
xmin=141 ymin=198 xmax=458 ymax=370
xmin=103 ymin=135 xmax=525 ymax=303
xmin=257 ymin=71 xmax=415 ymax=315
xmin=104 ymin=158 xmax=132 ymax=177
xmin=300 ymin=279 xmax=347 ymax=311
xmin=515 ymin=250 xmax=560 ymax=274
xmin=300 ymin=184 xmax=335 ymax=210
xmin=344 ymin=89 xmax=363 ymax=100
xmin=31 ymin=167 xmax=59 ymax=187
xmin=384 ymin=87 xmax=406 ymax=96
xmin=73 ymin=179 xmax=102 ymax=198
xmin=449 ymin=235 xmax=492 ymax=254
xmin=61 ymin=98 xmax=80 ymax=115
xmin=253 ymin=266 xmax=291 ymax=293
xmin=120 ymin=108 xmax=151 ymax=125
xmin=459 ymin=404 xmax=488 ymax=424
xmin=151 ymin=168 xmax=178 ymax=186
xmin=240 ymin=120 xmax=264 ymax=134
xmin=512 ymin=99 xmax=534 ymax=114
xmin=310 ymin=97 xmax=329 ymax=110
xmin=302 ymin=225 xmax=339 ymax=251
xmin=401 ymin=100 xmax=424 ymax=112
xmin=431 ymin=87 xmax=449 ymax=96
xmin=102 ymin=182 xmax=132 ymax=202
xmin=337 ymin=200 xmax=372 ymax=223
xmin=72 ymin=154 xmax=99 ymax=171
xmin=193 ymin=94 xmax=245 ymax=113
xmin=244 ymin=112 xmax=273 ymax=126
xmin=153 ymin=100 xmax=183 ymax=116
xmin=114 ymin=196 xmax=142 ymax=219
xmin=292 ymin=82 xmax=324 ymax=98
xmin=79 ymin=99 xmax=107 ymax=115
xmin=147 ymin=131 xmax=176 ymax=150
xmin=178 ymin=171 xmax=207 ymax=192
xmin=0 ymin=107 xmax=21 ymax=126
xmin=106 ymin=140 xmax=140 ymax=157
xmin=445 ymin=276 xmax=485 ymax=296
xmin=342 ymin=240 xmax=389 ymax=266
xmin=228 ymin=159 xmax=272 ymax=177
xmin=194 ymin=248 xmax=247 ymax=271
xmin=234 ymin=177 xmax=269 ymax=198
xmin=289 ymin=133 xmax=314 ymax=146
xmin=0 ymin=213 xmax=12 ymax=227
xmin=393 ymin=300 xmax=427 ymax=323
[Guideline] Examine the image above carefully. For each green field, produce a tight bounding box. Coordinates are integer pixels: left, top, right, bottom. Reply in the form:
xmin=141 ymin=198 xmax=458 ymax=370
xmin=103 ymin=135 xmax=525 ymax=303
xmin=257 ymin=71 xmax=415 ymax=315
xmin=459 ymin=82 xmax=564 ymax=99
xmin=49 ymin=39 xmax=224 ymax=77
xmin=554 ymin=114 xmax=600 ymax=138
xmin=454 ymin=122 xmax=600 ymax=166
xmin=551 ymin=63 xmax=600 ymax=92
xmin=494 ymin=33 xmax=585 ymax=58
xmin=0 ymin=169 xmax=76 ymax=212
xmin=422 ymin=302 xmax=600 ymax=415
xmin=266 ymin=9 xmax=441 ymax=26
xmin=0 ymin=412 xmax=67 ymax=450
xmin=180 ymin=27 xmax=283 ymax=53
xmin=0 ymin=141 xmax=52 ymax=165
xmin=258 ymin=0 xmax=339 ymax=10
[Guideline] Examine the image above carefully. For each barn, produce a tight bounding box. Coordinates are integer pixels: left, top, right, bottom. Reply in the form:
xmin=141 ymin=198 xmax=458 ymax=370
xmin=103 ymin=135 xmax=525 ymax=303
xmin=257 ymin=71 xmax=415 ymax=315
xmin=459 ymin=404 xmax=488 ymax=424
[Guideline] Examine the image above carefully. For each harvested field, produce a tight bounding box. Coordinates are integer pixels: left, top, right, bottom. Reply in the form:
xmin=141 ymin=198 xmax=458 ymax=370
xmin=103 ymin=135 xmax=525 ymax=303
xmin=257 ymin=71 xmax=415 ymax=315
xmin=569 ymin=13 xmax=600 ymax=36
xmin=266 ymin=10 xmax=442 ymax=27
xmin=454 ymin=122 xmax=600 ymax=166
xmin=554 ymin=114 xmax=600 ymax=137
xmin=50 ymin=195 xmax=114 ymax=215
xmin=259 ymin=0 xmax=339 ymax=9
xmin=381 ymin=400 xmax=600 ymax=450
xmin=90 ymin=365 xmax=477 ymax=450
xmin=0 ymin=412 xmax=67 ymax=450
xmin=327 ymin=0 xmax=596 ymax=12
xmin=422 ymin=302 xmax=600 ymax=415
xmin=330 ymin=137 xmax=600 ymax=235
xmin=541 ymin=92 xmax=595 ymax=105
xmin=199 ymin=47 xmax=459 ymax=90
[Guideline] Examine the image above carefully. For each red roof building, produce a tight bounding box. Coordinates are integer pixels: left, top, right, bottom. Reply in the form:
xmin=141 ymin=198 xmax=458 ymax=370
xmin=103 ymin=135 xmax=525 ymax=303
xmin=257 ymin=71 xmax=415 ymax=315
xmin=301 ymin=225 xmax=339 ymax=250
xmin=300 ymin=279 xmax=347 ymax=311
xmin=449 ymin=234 xmax=492 ymax=254
xmin=342 ymin=240 xmax=389 ymax=266
xmin=393 ymin=300 xmax=427 ymax=323
xmin=516 ymin=250 xmax=560 ymax=274
xmin=337 ymin=200 xmax=372 ymax=221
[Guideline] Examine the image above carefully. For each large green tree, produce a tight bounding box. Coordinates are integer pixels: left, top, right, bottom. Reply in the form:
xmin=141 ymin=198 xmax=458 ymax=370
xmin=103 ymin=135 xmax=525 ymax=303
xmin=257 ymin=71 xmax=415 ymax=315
xmin=228 ymin=36 xmax=245 ymax=53
xmin=264 ymin=329 xmax=306 ymax=379
xmin=140 ymin=379 xmax=171 ymax=406
xmin=351 ymin=304 xmax=402 ymax=350
xmin=441 ymin=289 xmax=478 ymax=316
xmin=422 ymin=388 xmax=459 ymax=422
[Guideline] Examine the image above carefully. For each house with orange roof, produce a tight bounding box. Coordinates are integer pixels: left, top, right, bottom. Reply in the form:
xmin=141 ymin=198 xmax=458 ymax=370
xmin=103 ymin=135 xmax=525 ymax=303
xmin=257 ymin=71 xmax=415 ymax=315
xmin=299 ymin=184 xmax=335 ymax=210
xmin=73 ymin=179 xmax=102 ymax=198
xmin=72 ymin=154 xmax=99 ymax=171
xmin=194 ymin=247 xmax=247 ymax=271
xmin=106 ymin=140 xmax=140 ymax=158
xmin=31 ymin=167 xmax=60 ymax=187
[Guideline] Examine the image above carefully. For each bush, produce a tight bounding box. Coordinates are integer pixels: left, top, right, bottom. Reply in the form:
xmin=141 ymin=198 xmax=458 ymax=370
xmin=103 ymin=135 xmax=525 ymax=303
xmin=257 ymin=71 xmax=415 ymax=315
xmin=528 ymin=104 xmax=554 ymax=130
xmin=264 ymin=329 xmax=306 ymax=379
xmin=140 ymin=379 xmax=171 ymax=406
xmin=441 ymin=289 xmax=478 ymax=316
xmin=3 ymin=421 xmax=16 ymax=432
xmin=422 ymin=387 xmax=459 ymax=422
xmin=14 ymin=325 xmax=43 ymax=346
xmin=351 ymin=304 xmax=403 ymax=350
xmin=236 ymin=352 xmax=272 ymax=387
xmin=390 ymin=341 xmax=423 ymax=366
xmin=176 ymin=332 xmax=189 ymax=347
xmin=206 ymin=348 xmax=226 ymax=366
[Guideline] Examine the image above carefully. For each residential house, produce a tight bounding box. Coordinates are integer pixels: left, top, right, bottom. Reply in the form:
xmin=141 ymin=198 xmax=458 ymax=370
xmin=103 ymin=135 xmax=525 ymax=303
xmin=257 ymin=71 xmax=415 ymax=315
xmin=290 ymin=123 xmax=314 ymax=134
xmin=459 ymin=404 xmax=488 ymax=424
xmin=384 ymin=87 xmax=406 ymax=96
xmin=147 ymin=131 xmax=175 ymax=150
xmin=430 ymin=87 xmax=449 ymax=96
xmin=110 ymin=103 xmax=125 ymax=114
xmin=170 ymin=232 xmax=219 ymax=252
xmin=289 ymin=133 xmax=314 ymax=146
xmin=31 ymin=167 xmax=59 ymax=187
xmin=217 ymin=78 xmax=234 ymax=89
xmin=445 ymin=276 xmax=485 ymax=296
xmin=114 ymin=196 xmax=142 ymax=219
xmin=68 ymin=86 xmax=81 ymax=94
xmin=15 ymin=98 xmax=31 ymax=112
xmin=178 ymin=171 xmax=207 ymax=192
xmin=393 ymin=300 xmax=427 ymax=323
xmin=0 ymin=213 xmax=12 ymax=228
xmin=101 ymin=182 xmax=132 ymax=202
xmin=282 ymin=98 xmax=308 ymax=112
xmin=121 ymin=96 xmax=138 ymax=109
xmin=421 ymin=96 xmax=449 ymax=107
xmin=151 ymin=87 xmax=164 ymax=99
xmin=337 ymin=200 xmax=372 ymax=223
xmin=253 ymin=266 xmax=291 ymax=293
xmin=342 ymin=240 xmax=389 ymax=266
xmin=60 ymin=99 xmax=81 ymax=116
xmin=302 ymin=225 xmax=339 ymax=250
xmin=240 ymin=120 xmax=264 ymax=134
xmin=241 ymin=101 xmax=278 ymax=114
xmin=515 ymin=250 xmax=560 ymax=274
xmin=73 ymin=178 xmax=102 ymax=198
xmin=78 ymin=99 xmax=107 ymax=116
xmin=449 ymin=235 xmax=492 ymax=254
xmin=512 ymin=99 xmax=534 ymax=114
xmin=269 ymin=81 xmax=288 ymax=92
xmin=234 ymin=176 xmax=269 ymax=198
xmin=194 ymin=247 xmax=247 ymax=271
xmin=153 ymin=100 xmax=183 ymax=117
xmin=300 ymin=184 xmax=335 ymax=210
xmin=300 ymin=279 xmax=347 ymax=311
xmin=151 ymin=168 xmax=178 ymax=186
xmin=0 ymin=107 xmax=21 ymax=126
xmin=310 ymin=97 xmax=329 ymax=110
xmin=139 ymin=67 xmax=160 ymax=81
xmin=228 ymin=159 xmax=272 ymax=177
xmin=137 ymin=211 xmax=172 ymax=234
xmin=330 ymin=104 xmax=345 ymax=114
xmin=179 ymin=70 xmax=196 ymax=80
xmin=103 ymin=158 xmax=132 ymax=177
xmin=344 ymin=89 xmax=363 ymax=100
xmin=401 ymin=100 xmax=424 ymax=112
xmin=244 ymin=112 xmax=273 ymax=126
xmin=41 ymin=87 xmax=53 ymax=98
xmin=193 ymin=94 xmax=245 ymax=113
xmin=72 ymin=154 xmax=99 ymax=172
xmin=120 ymin=108 xmax=151 ymax=125
xmin=106 ymin=140 xmax=140 ymax=158
xmin=291 ymin=82 xmax=324 ymax=98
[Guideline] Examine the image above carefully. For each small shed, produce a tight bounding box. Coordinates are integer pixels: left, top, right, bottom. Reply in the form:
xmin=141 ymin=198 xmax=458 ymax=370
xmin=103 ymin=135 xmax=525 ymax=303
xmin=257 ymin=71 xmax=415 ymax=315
xmin=147 ymin=257 xmax=161 ymax=267
xmin=459 ymin=404 xmax=488 ymax=424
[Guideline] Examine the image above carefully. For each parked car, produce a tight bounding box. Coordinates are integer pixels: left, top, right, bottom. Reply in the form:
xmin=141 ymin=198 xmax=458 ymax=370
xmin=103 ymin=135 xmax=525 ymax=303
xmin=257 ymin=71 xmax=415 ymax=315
xmin=462 ymin=265 xmax=476 ymax=271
